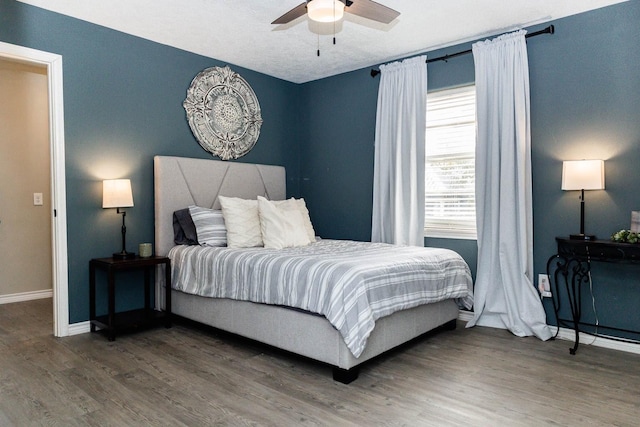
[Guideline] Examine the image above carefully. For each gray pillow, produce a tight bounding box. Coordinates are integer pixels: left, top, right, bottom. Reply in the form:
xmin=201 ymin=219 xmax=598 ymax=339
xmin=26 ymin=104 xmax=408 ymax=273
xmin=173 ymin=208 xmax=199 ymax=245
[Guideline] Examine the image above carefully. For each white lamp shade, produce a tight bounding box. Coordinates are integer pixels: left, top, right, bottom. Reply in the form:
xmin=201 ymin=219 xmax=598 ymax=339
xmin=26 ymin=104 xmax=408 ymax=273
xmin=102 ymin=179 xmax=134 ymax=208
xmin=561 ymin=160 xmax=605 ymax=191
xmin=307 ymin=0 xmax=345 ymax=22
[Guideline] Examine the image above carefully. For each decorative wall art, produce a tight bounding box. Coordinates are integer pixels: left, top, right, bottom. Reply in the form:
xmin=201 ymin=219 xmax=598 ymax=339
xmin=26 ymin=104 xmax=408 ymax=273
xmin=183 ymin=66 xmax=263 ymax=160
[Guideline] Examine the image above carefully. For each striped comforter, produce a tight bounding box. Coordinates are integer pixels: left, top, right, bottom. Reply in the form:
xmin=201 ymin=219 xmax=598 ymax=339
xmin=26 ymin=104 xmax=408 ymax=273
xmin=169 ymin=240 xmax=473 ymax=357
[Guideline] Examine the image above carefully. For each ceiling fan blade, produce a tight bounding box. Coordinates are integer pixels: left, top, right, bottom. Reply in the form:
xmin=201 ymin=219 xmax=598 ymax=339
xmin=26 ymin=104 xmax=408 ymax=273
xmin=343 ymin=0 xmax=400 ymax=24
xmin=272 ymin=2 xmax=308 ymax=24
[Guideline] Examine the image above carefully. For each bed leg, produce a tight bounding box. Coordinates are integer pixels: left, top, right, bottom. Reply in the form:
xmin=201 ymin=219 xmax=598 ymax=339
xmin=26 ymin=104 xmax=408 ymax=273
xmin=333 ymin=367 xmax=359 ymax=384
xmin=443 ymin=318 xmax=457 ymax=330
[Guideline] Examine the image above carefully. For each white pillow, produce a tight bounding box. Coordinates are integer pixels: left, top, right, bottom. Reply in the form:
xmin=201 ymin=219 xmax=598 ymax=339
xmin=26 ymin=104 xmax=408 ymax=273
xmin=218 ymin=196 xmax=263 ymax=248
xmin=188 ymin=206 xmax=227 ymax=247
xmin=272 ymin=197 xmax=316 ymax=242
xmin=258 ymin=196 xmax=312 ymax=249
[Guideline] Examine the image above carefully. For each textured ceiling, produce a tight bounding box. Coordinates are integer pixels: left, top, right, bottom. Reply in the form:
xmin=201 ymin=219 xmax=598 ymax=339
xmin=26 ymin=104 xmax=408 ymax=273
xmin=18 ymin=0 xmax=628 ymax=84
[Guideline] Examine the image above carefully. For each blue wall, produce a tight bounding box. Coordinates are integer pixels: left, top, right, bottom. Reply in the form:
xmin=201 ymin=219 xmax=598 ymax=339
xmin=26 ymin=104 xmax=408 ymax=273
xmin=2 ymin=0 xmax=640 ymax=339
xmin=0 ymin=0 xmax=302 ymax=322
xmin=529 ymin=3 xmax=640 ymax=337
xmin=299 ymin=2 xmax=640 ymax=338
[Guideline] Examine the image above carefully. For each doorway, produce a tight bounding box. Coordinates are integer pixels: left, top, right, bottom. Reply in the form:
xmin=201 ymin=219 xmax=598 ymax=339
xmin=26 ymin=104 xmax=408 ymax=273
xmin=0 ymin=59 xmax=52 ymax=302
xmin=0 ymin=41 xmax=68 ymax=337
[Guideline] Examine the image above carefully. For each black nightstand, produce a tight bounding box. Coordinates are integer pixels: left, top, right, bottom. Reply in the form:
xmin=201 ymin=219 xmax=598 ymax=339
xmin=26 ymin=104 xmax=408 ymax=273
xmin=89 ymin=255 xmax=172 ymax=341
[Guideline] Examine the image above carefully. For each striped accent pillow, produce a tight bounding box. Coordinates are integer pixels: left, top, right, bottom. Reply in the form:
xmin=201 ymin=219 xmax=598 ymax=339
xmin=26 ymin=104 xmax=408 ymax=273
xmin=188 ymin=205 xmax=227 ymax=247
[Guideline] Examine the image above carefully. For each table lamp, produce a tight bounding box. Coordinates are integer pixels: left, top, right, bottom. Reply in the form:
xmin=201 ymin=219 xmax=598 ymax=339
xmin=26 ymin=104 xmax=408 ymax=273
xmin=102 ymin=179 xmax=135 ymax=259
xmin=561 ymin=160 xmax=605 ymax=240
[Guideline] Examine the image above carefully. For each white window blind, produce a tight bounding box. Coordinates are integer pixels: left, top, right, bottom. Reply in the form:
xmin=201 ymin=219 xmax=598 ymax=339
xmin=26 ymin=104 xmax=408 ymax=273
xmin=425 ymin=85 xmax=477 ymax=239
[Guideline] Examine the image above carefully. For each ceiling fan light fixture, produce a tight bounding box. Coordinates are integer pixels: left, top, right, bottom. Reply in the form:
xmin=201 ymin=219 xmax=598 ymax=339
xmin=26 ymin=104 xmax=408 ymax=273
xmin=307 ymin=0 xmax=345 ymax=23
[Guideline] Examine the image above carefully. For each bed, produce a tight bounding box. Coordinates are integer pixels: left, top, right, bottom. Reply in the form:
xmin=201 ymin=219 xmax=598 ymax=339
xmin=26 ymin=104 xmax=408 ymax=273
xmin=154 ymin=155 xmax=473 ymax=383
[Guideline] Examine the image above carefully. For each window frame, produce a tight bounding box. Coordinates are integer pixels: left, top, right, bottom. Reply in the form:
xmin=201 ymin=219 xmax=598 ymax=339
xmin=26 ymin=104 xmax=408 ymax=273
xmin=424 ymin=84 xmax=477 ymax=241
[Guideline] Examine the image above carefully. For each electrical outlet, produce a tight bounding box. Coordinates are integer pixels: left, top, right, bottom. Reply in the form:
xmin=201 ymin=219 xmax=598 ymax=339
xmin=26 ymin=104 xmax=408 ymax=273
xmin=538 ymin=274 xmax=552 ymax=298
xmin=33 ymin=192 xmax=43 ymax=206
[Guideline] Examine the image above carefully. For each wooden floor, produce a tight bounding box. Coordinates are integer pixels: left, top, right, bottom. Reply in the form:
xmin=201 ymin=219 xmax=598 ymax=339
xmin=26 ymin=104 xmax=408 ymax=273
xmin=1 ymin=299 xmax=639 ymax=426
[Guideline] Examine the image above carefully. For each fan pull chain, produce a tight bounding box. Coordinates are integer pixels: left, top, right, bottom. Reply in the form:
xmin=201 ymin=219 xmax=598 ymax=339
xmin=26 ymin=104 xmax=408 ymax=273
xmin=316 ymin=2 xmax=340 ymax=57
xmin=333 ymin=4 xmax=337 ymax=45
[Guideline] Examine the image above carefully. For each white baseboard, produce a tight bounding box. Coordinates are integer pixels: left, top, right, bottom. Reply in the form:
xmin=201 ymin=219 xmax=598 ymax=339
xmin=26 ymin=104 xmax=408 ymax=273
xmin=458 ymin=310 xmax=640 ymax=355
xmin=553 ymin=326 xmax=640 ymax=355
xmin=67 ymin=321 xmax=90 ymax=336
xmin=458 ymin=310 xmax=474 ymax=322
xmin=0 ymin=289 xmax=53 ymax=305
xmin=12 ymin=304 xmax=636 ymax=355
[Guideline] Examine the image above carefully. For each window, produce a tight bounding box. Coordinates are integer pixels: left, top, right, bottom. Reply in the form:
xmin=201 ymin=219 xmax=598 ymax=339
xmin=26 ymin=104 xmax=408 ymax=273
xmin=424 ymin=85 xmax=477 ymax=239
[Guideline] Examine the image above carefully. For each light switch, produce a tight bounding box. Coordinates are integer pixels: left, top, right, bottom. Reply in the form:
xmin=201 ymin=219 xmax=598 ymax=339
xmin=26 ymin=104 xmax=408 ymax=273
xmin=33 ymin=193 xmax=43 ymax=206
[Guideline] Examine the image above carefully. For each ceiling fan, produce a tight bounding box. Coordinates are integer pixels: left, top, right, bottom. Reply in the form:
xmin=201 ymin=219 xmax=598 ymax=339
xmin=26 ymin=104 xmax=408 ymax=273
xmin=272 ymin=0 xmax=400 ymax=25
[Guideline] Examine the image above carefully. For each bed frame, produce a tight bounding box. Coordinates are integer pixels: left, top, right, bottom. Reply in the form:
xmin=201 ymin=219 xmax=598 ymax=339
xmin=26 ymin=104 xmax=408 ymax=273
xmin=154 ymin=155 xmax=459 ymax=383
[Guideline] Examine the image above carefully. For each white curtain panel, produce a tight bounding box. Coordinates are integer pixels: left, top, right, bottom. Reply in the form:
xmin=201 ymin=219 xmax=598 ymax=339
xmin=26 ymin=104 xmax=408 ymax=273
xmin=371 ymin=55 xmax=427 ymax=246
xmin=467 ymin=31 xmax=552 ymax=340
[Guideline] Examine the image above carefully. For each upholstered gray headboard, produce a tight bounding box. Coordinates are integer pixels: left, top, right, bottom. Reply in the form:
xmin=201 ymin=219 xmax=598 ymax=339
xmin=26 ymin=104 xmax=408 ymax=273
xmin=154 ymin=156 xmax=286 ymax=256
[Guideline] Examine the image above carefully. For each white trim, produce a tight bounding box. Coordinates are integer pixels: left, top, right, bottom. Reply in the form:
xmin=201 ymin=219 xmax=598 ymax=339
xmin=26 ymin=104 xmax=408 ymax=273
xmin=67 ymin=321 xmax=91 ymax=336
xmin=425 ymin=228 xmax=477 ymax=240
xmin=0 ymin=290 xmax=53 ymax=305
xmin=48 ymin=309 xmax=640 ymax=354
xmin=458 ymin=310 xmax=640 ymax=355
xmin=0 ymin=42 xmax=68 ymax=337
xmin=458 ymin=309 xmax=474 ymax=322
xmin=554 ymin=326 xmax=640 ymax=355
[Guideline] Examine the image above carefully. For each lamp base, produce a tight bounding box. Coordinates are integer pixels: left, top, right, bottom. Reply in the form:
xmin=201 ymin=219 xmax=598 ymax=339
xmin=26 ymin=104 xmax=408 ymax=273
xmin=570 ymin=233 xmax=596 ymax=241
xmin=113 ymin=251 xmax=136 ymax=259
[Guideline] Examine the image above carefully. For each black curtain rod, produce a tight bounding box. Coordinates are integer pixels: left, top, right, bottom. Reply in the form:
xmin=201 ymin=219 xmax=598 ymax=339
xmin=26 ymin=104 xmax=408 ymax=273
xmin=370 ymin=25 xmax=554 ymax=78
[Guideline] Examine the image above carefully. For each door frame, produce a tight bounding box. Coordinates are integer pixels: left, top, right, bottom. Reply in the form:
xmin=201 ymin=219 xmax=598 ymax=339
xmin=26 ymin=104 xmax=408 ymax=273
xmin=0 ymin=41 xmax=69 ymax=337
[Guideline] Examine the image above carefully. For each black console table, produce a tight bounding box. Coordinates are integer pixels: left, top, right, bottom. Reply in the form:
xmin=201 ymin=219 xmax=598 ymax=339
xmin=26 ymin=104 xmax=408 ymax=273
xmin=546 ymin=237 xmax=640 ymax=354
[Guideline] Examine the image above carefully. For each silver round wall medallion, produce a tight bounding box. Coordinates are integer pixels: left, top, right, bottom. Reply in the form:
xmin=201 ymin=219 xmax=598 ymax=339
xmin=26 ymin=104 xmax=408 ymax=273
xmin=183 ymin=66 xmax=263 ymax=160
